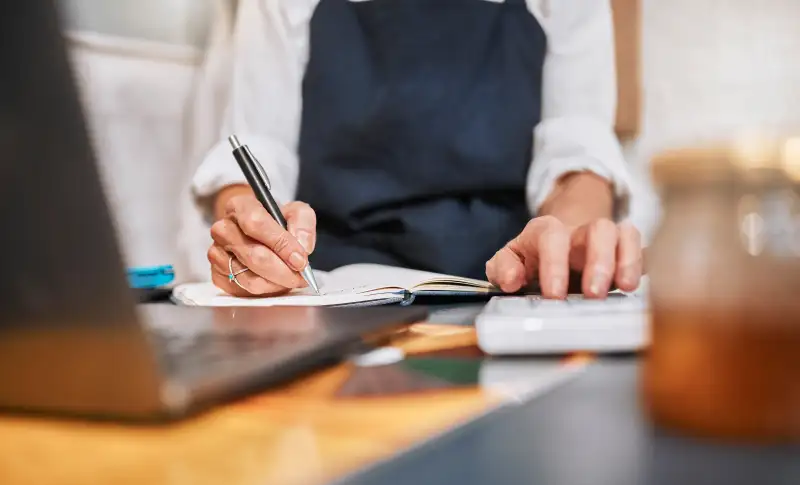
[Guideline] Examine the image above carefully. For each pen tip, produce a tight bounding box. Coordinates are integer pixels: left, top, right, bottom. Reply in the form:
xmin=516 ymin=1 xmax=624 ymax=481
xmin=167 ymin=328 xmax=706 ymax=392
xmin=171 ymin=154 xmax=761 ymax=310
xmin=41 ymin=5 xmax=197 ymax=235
xmin=228 ymin=135 xmax=241 ymax=150
xmin=302 ymin=267 xmax=321 ymax=295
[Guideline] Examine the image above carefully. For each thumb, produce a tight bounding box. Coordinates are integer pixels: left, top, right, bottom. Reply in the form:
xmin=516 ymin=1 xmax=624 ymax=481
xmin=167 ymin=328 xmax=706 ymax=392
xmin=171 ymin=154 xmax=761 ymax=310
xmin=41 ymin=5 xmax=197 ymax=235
xmin=283 ymin=201 xmax=317 ymax=253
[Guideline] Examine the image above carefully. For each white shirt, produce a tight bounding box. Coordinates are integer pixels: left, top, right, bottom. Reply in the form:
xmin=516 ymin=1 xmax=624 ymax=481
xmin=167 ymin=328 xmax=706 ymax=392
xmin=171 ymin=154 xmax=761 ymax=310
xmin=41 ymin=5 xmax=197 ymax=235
xmin=179 ymin=0 xmax=633 ymax=281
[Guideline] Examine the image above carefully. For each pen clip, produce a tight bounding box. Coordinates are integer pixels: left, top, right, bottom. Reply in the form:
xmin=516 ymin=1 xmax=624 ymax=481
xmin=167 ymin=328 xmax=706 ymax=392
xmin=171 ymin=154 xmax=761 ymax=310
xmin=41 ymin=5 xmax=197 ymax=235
xmin=249 ymin=149 xmax=272 ymax=190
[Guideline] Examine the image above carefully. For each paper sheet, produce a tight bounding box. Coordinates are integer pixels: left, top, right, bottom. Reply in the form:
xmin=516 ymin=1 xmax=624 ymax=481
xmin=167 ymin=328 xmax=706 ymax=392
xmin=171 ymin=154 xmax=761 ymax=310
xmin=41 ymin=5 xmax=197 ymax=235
xmin=171 ymin=282 xmax=403 ymax=307
xmin=324 ymin=264 xmax=491 ymax=292
xmin=172 ymin=264 xmax=494 ymax=307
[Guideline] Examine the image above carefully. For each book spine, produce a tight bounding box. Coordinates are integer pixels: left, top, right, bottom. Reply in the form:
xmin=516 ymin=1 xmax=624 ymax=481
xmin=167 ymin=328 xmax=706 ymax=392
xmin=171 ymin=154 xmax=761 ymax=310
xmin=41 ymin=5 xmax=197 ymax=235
xmin=400 ymin=290 xmax=416 ymax=306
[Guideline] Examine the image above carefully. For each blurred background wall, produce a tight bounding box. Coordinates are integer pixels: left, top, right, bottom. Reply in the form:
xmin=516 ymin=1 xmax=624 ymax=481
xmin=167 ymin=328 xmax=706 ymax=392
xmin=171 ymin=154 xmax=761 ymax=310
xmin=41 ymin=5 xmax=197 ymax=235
xmin=637 ymin=0 xmax=800 ymax=151
xmin=627 ymin=0 xmax=800 ymax=234
xmin=59 ymin=0 xmax=214 ymax=277
xmin=58 ymin=0 xmax=800 ymax=279
xmin=61 ymin=0 xmax=212 ymax=47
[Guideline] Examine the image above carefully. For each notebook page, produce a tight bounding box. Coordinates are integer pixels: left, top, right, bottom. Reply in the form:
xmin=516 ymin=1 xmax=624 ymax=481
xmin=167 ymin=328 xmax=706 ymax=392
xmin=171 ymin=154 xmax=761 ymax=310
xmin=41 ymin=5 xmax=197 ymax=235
xmin=411 ymin=283 xmax=496 ymax=293
xmin=326 ymin=264 xmax=494 ymax=293
xmin=325 ymin=264 xmax=463 ymax=292
xmin=171 ymin=264 xmax=496 ymax=307
xmin=412 ymin=276 xmax=493 ymax=290
xmin=172 ymin=282 xmax=401 ymax=307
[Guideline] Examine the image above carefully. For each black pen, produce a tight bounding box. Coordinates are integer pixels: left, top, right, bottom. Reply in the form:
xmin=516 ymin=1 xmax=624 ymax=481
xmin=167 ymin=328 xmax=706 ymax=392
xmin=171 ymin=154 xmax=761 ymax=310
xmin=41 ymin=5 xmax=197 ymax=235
xmin=228 ymin=135 xmax=321 ymax=295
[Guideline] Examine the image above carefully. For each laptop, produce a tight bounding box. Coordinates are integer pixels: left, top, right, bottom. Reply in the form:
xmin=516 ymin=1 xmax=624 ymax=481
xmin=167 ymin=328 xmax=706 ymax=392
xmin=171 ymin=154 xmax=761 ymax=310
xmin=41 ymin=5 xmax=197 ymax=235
xmin=0 ymin=0 xmax=427 ymax=421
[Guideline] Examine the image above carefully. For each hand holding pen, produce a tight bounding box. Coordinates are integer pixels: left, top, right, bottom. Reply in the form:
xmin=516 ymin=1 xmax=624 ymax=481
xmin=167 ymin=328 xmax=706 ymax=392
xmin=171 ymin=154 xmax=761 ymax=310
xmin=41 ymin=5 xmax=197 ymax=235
xmin=206 ymin=136 xmax=321 ymax=297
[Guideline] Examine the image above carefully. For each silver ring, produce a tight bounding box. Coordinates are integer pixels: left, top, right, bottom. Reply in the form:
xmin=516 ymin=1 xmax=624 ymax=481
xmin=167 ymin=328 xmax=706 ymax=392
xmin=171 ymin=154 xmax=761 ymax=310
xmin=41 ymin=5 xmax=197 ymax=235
xmin=228 ymin=255 xmax=251 ymax=293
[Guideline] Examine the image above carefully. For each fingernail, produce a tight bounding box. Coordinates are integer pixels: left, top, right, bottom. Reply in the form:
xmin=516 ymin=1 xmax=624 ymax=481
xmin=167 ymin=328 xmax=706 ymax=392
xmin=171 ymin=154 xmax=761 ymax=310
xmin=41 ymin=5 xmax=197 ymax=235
xmin=590 ymin=273 xmax=607 ymax=296
xmin=505 ymin=267 xmax=518 ymax=286
xmin=296 ymin=231 xmax=312 ymax=253
xmin=289 ymin=252 xmax=307 ymax=271
xmin=619 ymin=270 xmax=633 ymax=289
xmin=624 ymin=271 xmax=642 ymax=291
xmin=551 ymin=276 xmax=567 ymax=298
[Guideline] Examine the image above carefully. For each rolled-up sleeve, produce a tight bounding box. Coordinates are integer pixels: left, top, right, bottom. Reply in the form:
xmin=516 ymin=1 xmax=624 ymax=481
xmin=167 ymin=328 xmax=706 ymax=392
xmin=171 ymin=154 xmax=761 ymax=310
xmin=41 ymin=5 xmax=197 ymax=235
xmin=192 ymin=135 xmax=299 ymax=211
xmin=178 ymin=0 xmax=311 ymax=281
xmin=190 ymin=0 xmax=310 ymax=217
xmin=526 ymin=0 xmax=633 ymax=219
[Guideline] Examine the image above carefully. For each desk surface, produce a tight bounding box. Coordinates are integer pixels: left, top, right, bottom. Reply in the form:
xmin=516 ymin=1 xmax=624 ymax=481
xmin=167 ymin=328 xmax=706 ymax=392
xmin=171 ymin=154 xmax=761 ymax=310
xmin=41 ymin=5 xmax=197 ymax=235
xmin=343 ymin=360 xmax=800 ymax=485
xmin=4 ymin=313 xmax=794 ymax=485
xmin=0 ymin=322 xmax=583 ymax=485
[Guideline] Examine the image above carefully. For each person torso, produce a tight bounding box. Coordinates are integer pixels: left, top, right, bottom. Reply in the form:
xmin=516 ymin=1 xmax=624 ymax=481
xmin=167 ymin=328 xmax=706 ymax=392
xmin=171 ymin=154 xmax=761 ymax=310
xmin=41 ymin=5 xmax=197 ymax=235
xmin=296 ymin=0 xmax=547 ymax=279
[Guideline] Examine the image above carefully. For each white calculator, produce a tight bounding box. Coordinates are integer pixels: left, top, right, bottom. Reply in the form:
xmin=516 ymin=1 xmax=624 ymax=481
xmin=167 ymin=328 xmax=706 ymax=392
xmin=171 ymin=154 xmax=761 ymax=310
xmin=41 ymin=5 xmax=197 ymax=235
xmin=476 ymin=293 xmax=649 ymax=355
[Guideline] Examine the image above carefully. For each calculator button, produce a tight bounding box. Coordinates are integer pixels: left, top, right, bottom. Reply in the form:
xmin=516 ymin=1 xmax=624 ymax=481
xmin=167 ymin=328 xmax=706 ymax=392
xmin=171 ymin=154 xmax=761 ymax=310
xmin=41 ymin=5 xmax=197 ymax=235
xmin=491 ymin=297 xmax=536 ymax=314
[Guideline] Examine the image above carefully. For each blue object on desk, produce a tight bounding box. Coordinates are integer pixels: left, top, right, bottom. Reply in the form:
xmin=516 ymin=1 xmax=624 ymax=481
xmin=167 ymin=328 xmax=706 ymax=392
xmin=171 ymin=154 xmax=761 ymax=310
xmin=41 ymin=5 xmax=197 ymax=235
xmin=127 ymin=265 xmax=175 ymax=289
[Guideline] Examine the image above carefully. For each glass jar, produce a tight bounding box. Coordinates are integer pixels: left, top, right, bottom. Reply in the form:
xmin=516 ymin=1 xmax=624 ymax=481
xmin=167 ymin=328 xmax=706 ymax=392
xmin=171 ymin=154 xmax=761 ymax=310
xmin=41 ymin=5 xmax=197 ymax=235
xmin=643 ymin=137 xmax=800 ymax=442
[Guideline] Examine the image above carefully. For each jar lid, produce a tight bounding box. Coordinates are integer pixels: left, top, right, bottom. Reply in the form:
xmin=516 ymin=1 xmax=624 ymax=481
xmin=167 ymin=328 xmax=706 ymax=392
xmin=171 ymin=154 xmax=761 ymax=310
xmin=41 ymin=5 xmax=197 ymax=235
xmin=652 ymin=136 xmax=800 ymax=186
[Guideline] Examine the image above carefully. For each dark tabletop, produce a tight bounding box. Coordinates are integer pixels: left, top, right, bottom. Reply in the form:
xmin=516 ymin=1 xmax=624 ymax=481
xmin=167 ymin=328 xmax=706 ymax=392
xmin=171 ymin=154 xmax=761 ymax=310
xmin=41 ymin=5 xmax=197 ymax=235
xmin=338 ymin=359 xmax=800 ymax=485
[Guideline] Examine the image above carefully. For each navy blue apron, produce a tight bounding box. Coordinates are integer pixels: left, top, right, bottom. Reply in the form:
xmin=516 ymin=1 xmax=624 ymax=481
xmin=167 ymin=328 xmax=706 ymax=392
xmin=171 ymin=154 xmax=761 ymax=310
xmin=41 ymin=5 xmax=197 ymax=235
xmin=296 ymin=0 xmax=546 ymax=279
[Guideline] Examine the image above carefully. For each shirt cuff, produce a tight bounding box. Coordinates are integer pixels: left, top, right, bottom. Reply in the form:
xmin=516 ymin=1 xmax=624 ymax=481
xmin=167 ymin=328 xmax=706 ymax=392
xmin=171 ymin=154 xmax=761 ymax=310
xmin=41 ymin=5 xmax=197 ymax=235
xmin=526 ymin=116 xmax=633 ymax=221
xmin=191 ymin=133 xmax=299 ymax=222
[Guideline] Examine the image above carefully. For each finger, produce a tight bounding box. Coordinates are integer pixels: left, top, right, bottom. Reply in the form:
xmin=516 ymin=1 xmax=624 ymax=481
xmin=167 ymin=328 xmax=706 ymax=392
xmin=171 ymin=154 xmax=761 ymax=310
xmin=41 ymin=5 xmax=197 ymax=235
xmin=211 ymin=218 xmax=306 ymax=289
xmin=509 ymin=216 xmax=562 ymax=285
xmin=283 ymin=201 xmax=317 ymax=253
xmin=209 ymin=249 xmax=256 ymax=297
xmin=208 ymin=244 xmax=289 ymax=296
xmin=234 ymin=244 xmax=307 ymax=289
xmin=211 ymin=272 xmax=252 ymax=298
xmin=211 ymin=217 xmax=255 ymax=247
xmin=581 ymin=219 xmax=618 ymax=298
xmin=227 ymin=196 xmax=309 ymax=272
xmin=207 ymin=244 xmax=291 ymax=296
xmin=211 ymin=271 xmax=290 ymax=298
xmin=486 ymin=247 xmax=527 ymax=293
xmin=641 ymin=246 xmax=650 ymax=275
xmin=489 ymin=216 xmax=560 ymax=293
xmin=536 ymin=225 xmax=571 ymax=299
xmin=614 ymin=221 xmax=643 ymax=292
xmin=506 ymin=216 xmax=562 ymax=259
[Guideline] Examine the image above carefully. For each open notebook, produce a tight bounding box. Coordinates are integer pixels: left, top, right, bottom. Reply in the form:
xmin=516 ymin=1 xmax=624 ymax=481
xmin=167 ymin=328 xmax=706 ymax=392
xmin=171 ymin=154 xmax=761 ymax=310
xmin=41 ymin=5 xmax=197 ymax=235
xmin=172 ymin=264 xmax=501 ymax=307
